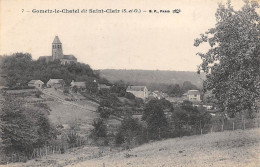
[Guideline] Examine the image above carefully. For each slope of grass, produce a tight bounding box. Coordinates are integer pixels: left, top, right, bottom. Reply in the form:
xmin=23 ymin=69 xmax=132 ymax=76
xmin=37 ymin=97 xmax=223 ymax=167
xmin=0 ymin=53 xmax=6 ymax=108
xmin=71 ymin=128 xmax=260 ymax=167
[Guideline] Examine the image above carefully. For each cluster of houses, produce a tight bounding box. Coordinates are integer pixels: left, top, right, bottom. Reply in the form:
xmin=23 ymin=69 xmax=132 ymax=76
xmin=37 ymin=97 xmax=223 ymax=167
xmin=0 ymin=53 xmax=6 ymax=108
xmin=28 ymin=79 xmax=114 ymax=92
xmin=28 ymin=79 xmax=213 ymax=110
xmin=125 ymin=85 xmax=201 ymax=102
xmin=125 ymin=85 xmax=215 ymax=110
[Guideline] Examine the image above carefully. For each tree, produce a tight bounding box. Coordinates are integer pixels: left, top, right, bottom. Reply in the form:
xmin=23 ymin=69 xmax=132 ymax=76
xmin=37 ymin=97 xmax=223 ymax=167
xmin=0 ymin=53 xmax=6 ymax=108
xmin=182 ymin=81 xmax=198 ymax=93
xmin=115 ymin=116 xmax=143 ymax=146
xmin=0 ymin=94 xmax=56 ymax=157
xmin=194 ymin=0 xmax=260 ymax=117
xmin=166 ymin=84 xmax=183 ymax=97
xmin=111 ymin=80 xmax=127 ymax=97
xmin=90 ymin=118 xmax=107 ymax=138
xmin=142 ymin=99 xmax=168 ymax=139
xmin=0 ymin=53 xmax=33 ymax=87
xmin=172 ymin=101 xmax=212 ymax=131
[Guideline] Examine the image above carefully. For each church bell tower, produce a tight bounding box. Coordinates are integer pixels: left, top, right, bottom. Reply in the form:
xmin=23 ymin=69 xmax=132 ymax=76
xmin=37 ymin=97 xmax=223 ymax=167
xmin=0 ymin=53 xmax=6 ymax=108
xmin=52 ymin=36 xmax=63 ymax=60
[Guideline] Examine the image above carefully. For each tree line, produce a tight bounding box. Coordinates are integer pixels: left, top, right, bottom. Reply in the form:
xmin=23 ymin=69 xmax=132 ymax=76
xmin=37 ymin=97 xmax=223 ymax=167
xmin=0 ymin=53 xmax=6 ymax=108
xmin=0 ymin=53 xmax=108 ymax=89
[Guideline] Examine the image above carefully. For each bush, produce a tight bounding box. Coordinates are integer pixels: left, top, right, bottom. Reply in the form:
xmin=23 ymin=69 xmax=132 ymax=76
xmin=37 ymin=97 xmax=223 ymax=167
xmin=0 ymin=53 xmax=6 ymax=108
xmin=115 ymin=116 xmax=143 ymax=146
xmin=99 ymin=107 xmax=113 ymax=119
xmin=35 ymin=90 xmax=42 ymax=98
xmin=67 ymin=132 xmax=80 ymax=148
xmin=90 ymin=118 xmax=107 ymax=138
xmin=63 ymin=88 xmax=69 ymax=94
xmin=125 ymin=92 xmax=135 ymax=100
xmin=115 ymin=132 xmax=125 ymax=145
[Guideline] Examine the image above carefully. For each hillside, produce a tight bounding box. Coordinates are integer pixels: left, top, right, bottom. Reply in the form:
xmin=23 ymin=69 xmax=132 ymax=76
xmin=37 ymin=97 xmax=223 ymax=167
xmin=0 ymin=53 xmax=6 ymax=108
xmin=99 ymin=69 xmax=205 ymax=88
xmin=4 ymin=128 xmax=260 ymax=167
xmin=71 ymin=128 xmax=260 ymax=167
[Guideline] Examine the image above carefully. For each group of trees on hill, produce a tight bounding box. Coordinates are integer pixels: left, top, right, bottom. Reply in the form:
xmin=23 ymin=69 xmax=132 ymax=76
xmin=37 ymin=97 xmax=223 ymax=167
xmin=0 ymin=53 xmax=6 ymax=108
xmin=165 ymin=81 xmax=199 ymax=97
xmin=114 ymin=98 xmax=212 ymax=147
xmin=0 ymin=93 xmax=56 ymax=158
xmin=0 ymin=53 xmax=108 ymax=89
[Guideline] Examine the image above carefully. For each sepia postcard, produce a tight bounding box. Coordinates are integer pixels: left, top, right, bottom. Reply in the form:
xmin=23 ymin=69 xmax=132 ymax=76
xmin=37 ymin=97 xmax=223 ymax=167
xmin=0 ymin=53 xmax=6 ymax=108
xmin=0 ymin=0 xmax=259 ymax=166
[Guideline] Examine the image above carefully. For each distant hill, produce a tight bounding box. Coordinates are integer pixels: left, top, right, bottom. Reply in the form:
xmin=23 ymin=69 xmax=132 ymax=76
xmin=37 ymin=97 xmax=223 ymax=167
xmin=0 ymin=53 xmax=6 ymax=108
xmin=99 ymin=69 xmax=205 ymax=88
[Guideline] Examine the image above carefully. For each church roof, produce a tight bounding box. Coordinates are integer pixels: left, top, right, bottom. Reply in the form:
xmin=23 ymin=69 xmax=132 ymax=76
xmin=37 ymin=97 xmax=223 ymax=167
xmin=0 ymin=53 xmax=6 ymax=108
xmin=53 ymin=36 xmax=61 ymax=44
xmin=63 ymin=55 xmax=77 ymax=60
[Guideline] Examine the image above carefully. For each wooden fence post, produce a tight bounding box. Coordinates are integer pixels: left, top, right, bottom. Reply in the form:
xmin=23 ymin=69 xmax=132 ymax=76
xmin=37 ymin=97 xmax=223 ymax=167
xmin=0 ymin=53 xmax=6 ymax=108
xmin=232 ymin=122 xmax=234 ymax=131
xmin=243 ymin=120 xmax=246 ymax=130
xmin=159 ymin=128 xmax=161 ymax=139
xmin=221 ymin=124 xmax=224 ymax=132
xmin=199 ymin=121 xmax=202 ymax=134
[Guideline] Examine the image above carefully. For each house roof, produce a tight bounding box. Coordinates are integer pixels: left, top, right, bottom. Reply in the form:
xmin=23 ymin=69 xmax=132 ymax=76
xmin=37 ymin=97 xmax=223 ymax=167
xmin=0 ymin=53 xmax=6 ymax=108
xmin=98 ymin=84 xmax=111 ymax=89
xmin=71 ymin=81 xmax=86 ymax=87
xmin=62 ymin=55 xmax=77 ymax=60
xmin=48 ymin=79 xmax=64 ymax=84
xmin=187 ymin=90 xmax=200 ymax=95
xmin=53 ymin=36 xmax=61 ymax=44
xmin=127 ymin=86 xmax=147 ymax=91
xmin=28 ymin=80 xmax=44 ymax=84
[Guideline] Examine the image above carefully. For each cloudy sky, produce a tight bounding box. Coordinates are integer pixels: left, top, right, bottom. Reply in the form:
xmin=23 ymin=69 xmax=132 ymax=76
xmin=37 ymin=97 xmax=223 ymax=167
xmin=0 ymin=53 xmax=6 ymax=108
xmin=0 ymin=0 xmax=246 ymax=71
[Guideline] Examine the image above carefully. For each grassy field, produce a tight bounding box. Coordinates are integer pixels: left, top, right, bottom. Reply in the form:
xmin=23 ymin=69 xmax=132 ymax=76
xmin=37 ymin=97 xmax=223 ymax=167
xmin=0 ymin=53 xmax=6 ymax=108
xmin=71 ymin=128 xmax=260 ymax=167
xmin=47 ymin=101 xmax=99 ymax=133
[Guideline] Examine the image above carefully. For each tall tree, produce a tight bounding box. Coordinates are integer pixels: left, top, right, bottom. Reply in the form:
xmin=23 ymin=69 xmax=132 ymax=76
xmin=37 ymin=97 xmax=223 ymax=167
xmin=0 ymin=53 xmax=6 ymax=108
xmin=142 ymin=99 xmax=168 ymax=139
xmin=0 ymin=53 xmax=33 ymax=87
xmin=0 ymin=93 xmax=56 ymax=156
xmin=194 ymin=0 xmax=260 ymax=117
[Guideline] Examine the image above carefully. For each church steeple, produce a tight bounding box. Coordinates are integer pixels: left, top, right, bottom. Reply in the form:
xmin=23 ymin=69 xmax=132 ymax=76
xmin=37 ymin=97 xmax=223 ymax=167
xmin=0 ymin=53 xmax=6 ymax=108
xmin=52 ymin=36 xmax=63 ymax=60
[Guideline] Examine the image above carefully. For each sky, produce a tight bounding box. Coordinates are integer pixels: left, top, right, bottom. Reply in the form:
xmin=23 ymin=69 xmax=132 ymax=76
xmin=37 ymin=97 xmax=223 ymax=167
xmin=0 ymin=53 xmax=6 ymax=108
xmin=0 ymin=0 xmax=247 ymax=71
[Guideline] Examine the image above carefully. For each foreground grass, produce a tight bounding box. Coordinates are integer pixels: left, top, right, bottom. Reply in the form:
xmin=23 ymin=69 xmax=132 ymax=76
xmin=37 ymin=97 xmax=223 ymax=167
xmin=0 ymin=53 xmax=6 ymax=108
xmin=71 ymin=128 xmax=260 ymax=167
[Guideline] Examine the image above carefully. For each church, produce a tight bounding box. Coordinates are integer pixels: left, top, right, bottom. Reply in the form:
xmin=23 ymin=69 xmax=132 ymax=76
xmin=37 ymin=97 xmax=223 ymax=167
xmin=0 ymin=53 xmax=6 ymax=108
xmin=39 ymin=36 xmax=77 ymax=65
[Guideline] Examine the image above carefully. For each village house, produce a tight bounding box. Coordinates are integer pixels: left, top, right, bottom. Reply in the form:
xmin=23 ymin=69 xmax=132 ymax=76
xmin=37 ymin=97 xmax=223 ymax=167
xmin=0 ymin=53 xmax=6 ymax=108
xmin=150 ymin=90 xmax=168 ymax=100
xmin=70 ymin=80 xmax=86 ymax=91
xmin=186 ymin=90 xmax=201 ymax=102
xmin=39 ymin=36 xmax=77 ymax=65
xmin=98 ymin=84 xmax=111 ymax=90
xmin=28 ymin=80 xmax=44 ymax=89
xmin=47 ymin=79 xmax=65 ymax=88
xmin=126 ymin=86 xmax=149 ymax=100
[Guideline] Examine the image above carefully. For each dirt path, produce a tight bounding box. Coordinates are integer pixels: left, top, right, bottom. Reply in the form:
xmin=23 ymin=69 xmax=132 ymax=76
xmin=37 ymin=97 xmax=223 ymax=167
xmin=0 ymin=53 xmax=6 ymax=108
xmin=42 ymin=89 xmax=97 ymax=112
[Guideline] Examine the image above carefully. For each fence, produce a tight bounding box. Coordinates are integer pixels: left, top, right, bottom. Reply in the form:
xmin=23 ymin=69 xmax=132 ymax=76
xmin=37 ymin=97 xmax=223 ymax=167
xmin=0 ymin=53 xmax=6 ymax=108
xmin=144 ymin=117 xmax=260 ymax=140
xmin=0 ymin=137 xmax=87 ymax=164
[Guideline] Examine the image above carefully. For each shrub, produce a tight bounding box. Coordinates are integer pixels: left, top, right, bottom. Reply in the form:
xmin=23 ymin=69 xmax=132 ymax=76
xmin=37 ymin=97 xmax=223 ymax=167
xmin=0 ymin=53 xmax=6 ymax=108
xmin=35 ymin=90 xmax=42 ymax=98
xmin=63 ymin=88 xmax=69 ymax=94
xmin=67 ymin=132 xmax=80 ymax=148
xmin=90 ymin=118 xmax=107 ymax=138
xmin=125 ymin=92 xmax=135 ymax=100
xmin=99 ymin=107 xmax=112 ymax=119
xmin=115 ymin=116 xmax=143 ymax=146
